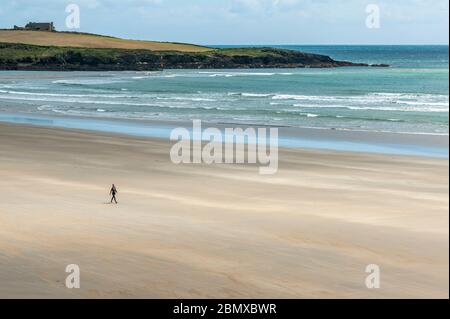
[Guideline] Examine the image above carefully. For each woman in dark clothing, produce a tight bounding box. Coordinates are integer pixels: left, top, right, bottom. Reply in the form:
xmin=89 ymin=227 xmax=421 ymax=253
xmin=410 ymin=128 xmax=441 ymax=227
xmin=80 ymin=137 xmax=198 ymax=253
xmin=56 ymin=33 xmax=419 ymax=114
xmin=110 ymin=184 xmax=118 ymax=204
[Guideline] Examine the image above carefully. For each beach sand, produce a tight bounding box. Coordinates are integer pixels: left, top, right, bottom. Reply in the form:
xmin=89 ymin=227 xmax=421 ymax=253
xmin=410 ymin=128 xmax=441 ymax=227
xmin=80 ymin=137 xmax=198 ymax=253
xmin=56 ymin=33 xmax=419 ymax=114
xmin=0 ymin=122 xmax=448 ymax=298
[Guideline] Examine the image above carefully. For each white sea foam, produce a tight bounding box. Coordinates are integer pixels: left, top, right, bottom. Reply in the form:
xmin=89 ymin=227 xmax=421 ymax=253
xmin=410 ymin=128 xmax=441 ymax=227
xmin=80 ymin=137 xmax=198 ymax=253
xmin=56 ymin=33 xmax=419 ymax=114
xmin=241 ymin=93 xmax=274 ymax=97
xmin=277 ymin=92 xmax=450 ymax=112
xmin=52 ymin=79 xmax=130 ymax=85
xmin=1 ymin=89 xmax=448 ymax=113
xmin=156 ymin=96 xmax=217 ymax=102
xmin=199 ymin=71 xmax=292 ymax=77
xmin=0 ymin=89 xmax=131 ymax=99
xmin=0 ymin=89 xmax=221 ymax=103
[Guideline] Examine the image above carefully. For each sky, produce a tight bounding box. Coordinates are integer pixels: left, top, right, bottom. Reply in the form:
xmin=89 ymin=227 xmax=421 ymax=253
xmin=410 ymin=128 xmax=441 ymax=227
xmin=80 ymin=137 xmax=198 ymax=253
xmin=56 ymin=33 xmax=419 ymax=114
xmin=0 ymin=0 xmax=448 ymax=45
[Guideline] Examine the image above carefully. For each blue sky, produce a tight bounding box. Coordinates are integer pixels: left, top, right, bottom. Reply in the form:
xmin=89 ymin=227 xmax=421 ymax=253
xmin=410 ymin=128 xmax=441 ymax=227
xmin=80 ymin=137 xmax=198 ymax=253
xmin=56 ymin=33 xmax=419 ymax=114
xmin=1 ymin=0 xmax=448 ymax=44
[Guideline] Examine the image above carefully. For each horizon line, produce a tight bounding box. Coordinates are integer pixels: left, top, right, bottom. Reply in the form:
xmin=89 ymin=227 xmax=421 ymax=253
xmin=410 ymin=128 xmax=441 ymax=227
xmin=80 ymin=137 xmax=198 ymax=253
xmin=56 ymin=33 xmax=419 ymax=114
xmin=205 ymin=43 xmax=449 ymax=46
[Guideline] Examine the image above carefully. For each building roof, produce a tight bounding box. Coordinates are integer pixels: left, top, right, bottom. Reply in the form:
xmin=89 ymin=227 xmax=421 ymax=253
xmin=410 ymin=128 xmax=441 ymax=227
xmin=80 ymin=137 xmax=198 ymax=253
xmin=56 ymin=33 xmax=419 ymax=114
xmin=26 ymin=22 xmax=53 ymax=27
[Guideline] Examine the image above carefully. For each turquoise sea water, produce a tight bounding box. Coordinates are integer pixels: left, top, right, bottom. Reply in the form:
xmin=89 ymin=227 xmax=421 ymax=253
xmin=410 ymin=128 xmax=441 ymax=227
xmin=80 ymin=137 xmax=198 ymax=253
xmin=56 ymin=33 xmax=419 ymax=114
xmin=0 ymin=45 xmax=448 ymax=156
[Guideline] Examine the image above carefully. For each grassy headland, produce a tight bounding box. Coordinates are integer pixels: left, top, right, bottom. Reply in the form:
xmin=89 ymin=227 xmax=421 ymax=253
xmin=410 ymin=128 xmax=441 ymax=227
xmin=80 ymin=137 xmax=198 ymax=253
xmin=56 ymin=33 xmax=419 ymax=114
xmin=0 ymin=30 xmax=376 ymax=70
xmin=0 ymin=30 xmax=211 ymax=52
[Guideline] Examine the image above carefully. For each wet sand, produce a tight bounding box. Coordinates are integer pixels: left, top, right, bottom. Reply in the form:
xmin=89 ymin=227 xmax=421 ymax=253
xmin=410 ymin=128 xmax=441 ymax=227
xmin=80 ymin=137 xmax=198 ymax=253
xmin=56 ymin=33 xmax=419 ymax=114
xmin=0 ymin=123 xmax=448 ymax=298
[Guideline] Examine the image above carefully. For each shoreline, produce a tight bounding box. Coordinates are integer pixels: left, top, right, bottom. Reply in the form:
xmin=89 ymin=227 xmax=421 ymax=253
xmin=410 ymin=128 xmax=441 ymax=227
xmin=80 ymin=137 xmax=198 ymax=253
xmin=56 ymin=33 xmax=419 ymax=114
xmin=0 ymin=122 xmax=448 ymax=298
xmin=0 ymin=111 xmax=448 ymax=158
xmin=0 ymin=39 xmax=376 ymax=71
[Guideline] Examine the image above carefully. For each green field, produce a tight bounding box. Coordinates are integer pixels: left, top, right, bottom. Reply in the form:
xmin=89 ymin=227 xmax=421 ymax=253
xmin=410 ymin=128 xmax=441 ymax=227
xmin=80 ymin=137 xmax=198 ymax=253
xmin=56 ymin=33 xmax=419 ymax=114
xmin=0 ymin=30 xmax=212 ymax=52
xmin=0 ymin=30 xmax=361 ymax=70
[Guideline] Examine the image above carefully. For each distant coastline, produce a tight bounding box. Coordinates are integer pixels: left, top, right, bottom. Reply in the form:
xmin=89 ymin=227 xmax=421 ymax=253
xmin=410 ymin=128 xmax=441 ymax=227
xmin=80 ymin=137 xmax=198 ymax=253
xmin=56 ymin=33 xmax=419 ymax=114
xmin=0 ymin=30 xmax=389 ymax=71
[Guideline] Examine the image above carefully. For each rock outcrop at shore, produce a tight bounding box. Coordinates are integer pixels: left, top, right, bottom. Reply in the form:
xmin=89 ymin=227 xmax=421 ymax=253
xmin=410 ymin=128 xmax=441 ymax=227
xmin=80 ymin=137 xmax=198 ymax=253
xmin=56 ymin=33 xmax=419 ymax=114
xmin=0 ymin=43 xmax=387 ymax=71
xmin=160 ymin=48 xmax=371 ymax=69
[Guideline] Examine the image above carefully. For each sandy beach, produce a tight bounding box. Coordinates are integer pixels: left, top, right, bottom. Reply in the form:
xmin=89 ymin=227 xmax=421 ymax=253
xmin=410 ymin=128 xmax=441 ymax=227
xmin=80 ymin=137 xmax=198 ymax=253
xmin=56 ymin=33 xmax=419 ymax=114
xmin=0 ymin=122 xmax=448 ymax=298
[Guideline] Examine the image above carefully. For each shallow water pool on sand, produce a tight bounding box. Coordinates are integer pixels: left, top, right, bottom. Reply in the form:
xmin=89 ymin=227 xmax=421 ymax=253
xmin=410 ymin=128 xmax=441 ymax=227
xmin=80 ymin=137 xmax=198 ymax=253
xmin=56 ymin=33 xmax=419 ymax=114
xmin=0 ymin=112 xmax=447 ymax=158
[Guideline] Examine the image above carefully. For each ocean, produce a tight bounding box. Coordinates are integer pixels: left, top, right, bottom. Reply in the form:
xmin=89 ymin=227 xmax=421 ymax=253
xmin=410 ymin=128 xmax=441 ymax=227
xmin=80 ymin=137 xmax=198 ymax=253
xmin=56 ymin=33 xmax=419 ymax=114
xmin=0 ymin=45 xmax=448 ymax=156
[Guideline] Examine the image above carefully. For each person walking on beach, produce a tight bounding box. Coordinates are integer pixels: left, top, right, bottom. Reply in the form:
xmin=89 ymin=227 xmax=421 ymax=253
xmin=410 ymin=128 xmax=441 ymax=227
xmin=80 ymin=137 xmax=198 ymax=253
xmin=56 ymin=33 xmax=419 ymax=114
xmin=110 ymin=184 xmax=118 ymax=204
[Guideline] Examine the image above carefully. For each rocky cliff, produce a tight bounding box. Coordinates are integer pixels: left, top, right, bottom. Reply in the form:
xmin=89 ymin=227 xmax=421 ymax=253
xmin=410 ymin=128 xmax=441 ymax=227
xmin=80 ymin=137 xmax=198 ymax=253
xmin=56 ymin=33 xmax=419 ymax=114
xmin=0 ymin=43 xmax=387 ymax=71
